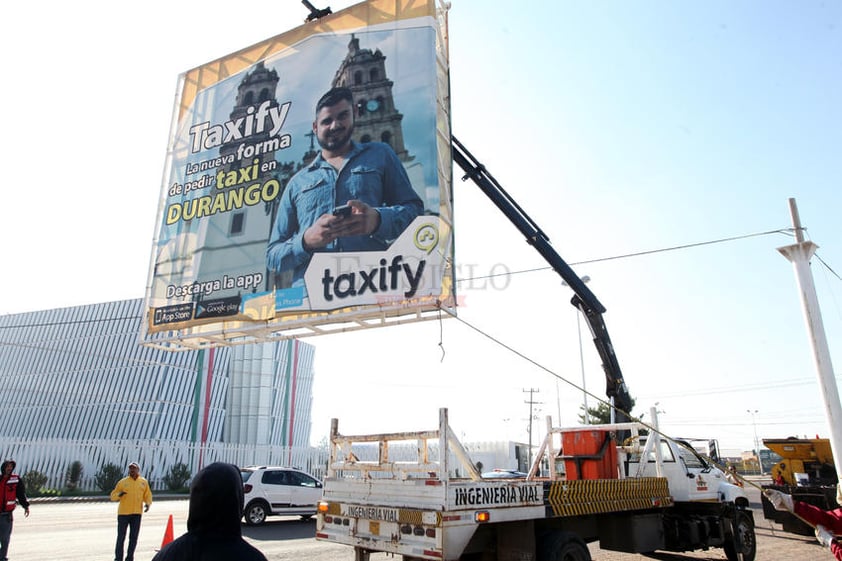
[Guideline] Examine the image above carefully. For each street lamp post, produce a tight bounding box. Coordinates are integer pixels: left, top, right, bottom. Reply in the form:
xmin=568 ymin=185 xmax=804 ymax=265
xmin=747 ymin=409 xmax=760 ymax=473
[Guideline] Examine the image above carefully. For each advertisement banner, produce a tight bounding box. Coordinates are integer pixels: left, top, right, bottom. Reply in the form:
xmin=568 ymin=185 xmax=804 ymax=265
xmin=143 ymin=0 xmax=453 ymax=346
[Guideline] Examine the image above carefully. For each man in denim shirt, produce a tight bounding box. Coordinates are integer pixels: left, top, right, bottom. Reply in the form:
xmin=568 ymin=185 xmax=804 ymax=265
xmin=267 ymin=87 xmax=423 ymax=289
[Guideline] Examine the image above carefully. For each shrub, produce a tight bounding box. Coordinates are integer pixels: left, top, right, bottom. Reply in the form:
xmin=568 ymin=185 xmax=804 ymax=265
xmin=95 ymin=462 xmax=124 ymax=492
xmin=162 ymin=463 xmax=191 ymax=491
xmin=22 ymin=470 xmax=48 ymax=494
xmin=65 ymin=460 xmax=84 ymax=492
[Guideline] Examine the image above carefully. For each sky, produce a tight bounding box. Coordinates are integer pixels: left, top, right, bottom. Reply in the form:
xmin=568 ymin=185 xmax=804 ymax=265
xmin=2 ymin=0 xmax=840 ymax=455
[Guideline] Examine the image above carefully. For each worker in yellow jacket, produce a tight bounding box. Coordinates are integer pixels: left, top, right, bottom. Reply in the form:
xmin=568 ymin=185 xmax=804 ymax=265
xmin=110 ymin=462 xmax=153 ymax=561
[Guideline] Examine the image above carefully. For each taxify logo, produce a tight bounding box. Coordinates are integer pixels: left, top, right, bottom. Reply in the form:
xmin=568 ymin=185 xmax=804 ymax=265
xmin=321 ymin=255 xmax=425 ymax=301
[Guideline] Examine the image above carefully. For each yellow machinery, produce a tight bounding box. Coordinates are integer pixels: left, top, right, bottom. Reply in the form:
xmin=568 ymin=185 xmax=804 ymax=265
xmin=761 ymin=437 xmax=838 ymax=535
xmin=764 ymin=437 xmax=836 ymax=486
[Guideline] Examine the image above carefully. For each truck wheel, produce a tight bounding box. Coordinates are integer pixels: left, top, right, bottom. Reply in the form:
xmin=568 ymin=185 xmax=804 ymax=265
xmin=724 ymin=511 xmax=756 ymax=561
xmin=539 ymin=530 xmax=591 ymax=561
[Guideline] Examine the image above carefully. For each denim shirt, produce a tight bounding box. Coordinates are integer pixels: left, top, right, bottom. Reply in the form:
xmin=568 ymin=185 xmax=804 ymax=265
xmin=266 ymin=141 xmax=423 ymax=287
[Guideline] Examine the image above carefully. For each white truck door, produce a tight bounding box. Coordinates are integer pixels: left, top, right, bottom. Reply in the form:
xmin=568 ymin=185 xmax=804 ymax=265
xmin=672 ymin=441 xmax=720 ymax=502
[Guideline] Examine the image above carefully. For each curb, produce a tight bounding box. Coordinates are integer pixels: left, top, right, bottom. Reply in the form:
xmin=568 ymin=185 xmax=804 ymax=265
xmin=29 ymin=493 xmax=189 ymax=504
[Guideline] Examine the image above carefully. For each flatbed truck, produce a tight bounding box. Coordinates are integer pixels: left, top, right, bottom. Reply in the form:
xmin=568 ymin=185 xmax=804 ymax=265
xmin=315 ymin=408 xmax=755 ymax=561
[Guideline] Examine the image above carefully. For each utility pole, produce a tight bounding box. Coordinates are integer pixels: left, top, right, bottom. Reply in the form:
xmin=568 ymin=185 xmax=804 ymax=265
xmin=524 ymin=388 xmax=542 ymax=469
xmin=747 ymin=409 xmax=760 ymax=473
xmin=777 ymin=198 xmax=842 ymax=483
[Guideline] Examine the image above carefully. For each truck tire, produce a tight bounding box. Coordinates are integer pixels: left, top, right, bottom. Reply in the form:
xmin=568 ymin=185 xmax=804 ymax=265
xmin=539 ymin=530 xmax=591 ymax=561
xmin=724 ymin=511 xmax=756 ymax=561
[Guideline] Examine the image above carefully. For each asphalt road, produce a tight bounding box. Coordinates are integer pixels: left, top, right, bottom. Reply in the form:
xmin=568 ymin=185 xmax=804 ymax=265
xmin=9 ymin=486 xmax=829 ymax=561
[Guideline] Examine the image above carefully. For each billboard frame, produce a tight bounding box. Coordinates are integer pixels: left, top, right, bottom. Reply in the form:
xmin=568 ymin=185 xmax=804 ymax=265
xmin=141 ymin=0 xmax=454 ymax=350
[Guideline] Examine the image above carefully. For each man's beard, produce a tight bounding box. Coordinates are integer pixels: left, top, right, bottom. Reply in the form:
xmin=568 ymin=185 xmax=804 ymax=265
xmin=318 ymin=124 xmax=354 ymax=151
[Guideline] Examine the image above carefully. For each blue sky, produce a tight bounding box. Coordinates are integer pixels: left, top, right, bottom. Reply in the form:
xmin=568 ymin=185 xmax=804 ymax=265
xmin=2 ymin=0 xmax=840 ymax=453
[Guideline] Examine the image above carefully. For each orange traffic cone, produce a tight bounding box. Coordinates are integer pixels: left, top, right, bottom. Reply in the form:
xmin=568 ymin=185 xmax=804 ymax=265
xmin=161 ymin=514 xmax=175 ymax=549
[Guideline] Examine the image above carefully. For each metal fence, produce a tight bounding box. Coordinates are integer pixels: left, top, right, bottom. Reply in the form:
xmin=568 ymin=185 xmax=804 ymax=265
xmin=2 ymin=437 xmax=330 ymax=492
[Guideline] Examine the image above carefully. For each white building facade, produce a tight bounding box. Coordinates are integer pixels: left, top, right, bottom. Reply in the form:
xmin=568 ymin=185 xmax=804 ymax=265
xmin=0 ymin=298 xmax=321 ymax=489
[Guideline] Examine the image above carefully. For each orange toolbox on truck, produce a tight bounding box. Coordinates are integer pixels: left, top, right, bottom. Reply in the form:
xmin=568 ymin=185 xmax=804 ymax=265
xmin=561 ymin=429 xmax=619 ymax=480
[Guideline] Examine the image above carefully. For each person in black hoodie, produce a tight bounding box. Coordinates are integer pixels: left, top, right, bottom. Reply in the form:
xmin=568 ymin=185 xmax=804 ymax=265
xmin=152 ymin=462 xmax=267 ymax=561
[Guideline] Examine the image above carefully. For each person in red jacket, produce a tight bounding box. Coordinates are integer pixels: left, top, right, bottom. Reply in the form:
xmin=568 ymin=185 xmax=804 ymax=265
xmin=0 ymin=459 xmax=31 ymax=561
xmin=765 ymin=485 xmax=842 ymax=560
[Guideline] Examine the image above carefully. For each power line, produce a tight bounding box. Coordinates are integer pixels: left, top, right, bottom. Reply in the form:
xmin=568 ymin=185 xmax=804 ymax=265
xmin=440 ymin=307 xmax=623 ymax=419
xmin=454 ymin=226 xmax=813 ymax=284
xmin=637 ymin=376 xmax=842 ymax=400
xmin=815 ymin=253 xmax=842 ymax=282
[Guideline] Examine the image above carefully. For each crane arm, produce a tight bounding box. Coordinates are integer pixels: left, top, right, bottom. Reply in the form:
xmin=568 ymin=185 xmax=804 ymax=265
xmin=451 ymin=136 xmax=633 ymax=421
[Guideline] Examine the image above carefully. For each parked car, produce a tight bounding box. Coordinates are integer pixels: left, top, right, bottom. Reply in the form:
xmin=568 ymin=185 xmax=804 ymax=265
xmin=240 ymin=466 xmax=323 ymax=525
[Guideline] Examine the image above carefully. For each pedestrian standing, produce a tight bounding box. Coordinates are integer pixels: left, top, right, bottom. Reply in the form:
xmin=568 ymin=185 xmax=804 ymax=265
xmin=0 ymin=459 xmax=30 ymax=561
xmin=110 ymin=462 xmax=153 ymax=561
xmin=152 ymin=462 xmax=267 ymax=561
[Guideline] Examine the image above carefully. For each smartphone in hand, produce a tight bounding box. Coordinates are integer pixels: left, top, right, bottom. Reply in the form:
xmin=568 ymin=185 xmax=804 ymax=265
xmin=333 ymin=204 xmax=351 ymax=218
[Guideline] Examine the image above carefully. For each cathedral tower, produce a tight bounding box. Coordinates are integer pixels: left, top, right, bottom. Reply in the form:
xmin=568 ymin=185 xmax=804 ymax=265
xmin=332 ymin=35 xmax=413 ymax=163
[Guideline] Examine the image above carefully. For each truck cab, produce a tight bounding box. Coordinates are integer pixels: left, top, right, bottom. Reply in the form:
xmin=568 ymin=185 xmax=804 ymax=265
xmin=625 ymin=435 xmax=748 ymax=505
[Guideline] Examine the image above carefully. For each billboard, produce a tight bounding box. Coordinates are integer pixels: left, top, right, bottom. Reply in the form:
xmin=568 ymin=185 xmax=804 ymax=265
xmin=142 ymin=0 xmax=453 ymax=349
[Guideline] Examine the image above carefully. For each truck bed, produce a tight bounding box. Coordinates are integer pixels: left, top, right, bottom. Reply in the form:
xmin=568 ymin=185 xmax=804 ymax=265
xmin=315 ymin=410 xmax=673 ymax=560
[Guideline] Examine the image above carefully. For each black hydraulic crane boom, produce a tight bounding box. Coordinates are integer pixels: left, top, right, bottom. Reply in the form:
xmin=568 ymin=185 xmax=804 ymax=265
xmin=451 ymin=136 xmax=633 ymax=422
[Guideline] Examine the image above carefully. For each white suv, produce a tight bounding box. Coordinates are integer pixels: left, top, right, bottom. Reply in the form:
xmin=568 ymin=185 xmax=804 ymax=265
xmin=240 ymin=466 xmax=323 ymax=525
